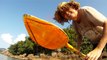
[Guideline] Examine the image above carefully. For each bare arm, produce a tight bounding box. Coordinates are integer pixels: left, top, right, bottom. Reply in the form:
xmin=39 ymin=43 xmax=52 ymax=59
xmin=96 ymin=20 xmax=107 ymax=51
xmin=86 ymin=20 xmax=107 ymax=60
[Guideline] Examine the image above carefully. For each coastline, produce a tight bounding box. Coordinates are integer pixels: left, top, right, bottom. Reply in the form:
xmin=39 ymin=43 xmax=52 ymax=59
xmin=1 ymin=50 xmax=107 ymax=60
xmin=1 ymin=50 xmax=82 ymax=60
xmin=1 ymin=50 xmax=39 ymax=60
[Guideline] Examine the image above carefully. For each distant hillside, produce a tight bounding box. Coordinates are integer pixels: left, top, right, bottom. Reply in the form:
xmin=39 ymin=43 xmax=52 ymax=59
xmin=0 ymin=48 xmax=6 ymax=52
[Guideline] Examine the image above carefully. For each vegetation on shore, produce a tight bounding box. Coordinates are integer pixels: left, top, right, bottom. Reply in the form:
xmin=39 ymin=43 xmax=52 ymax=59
xmin=8 ymin=26 xmax=107 ymax=59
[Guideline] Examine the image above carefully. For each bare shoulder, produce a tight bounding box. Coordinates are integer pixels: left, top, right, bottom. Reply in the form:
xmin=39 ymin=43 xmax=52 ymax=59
xmin=81 ymin=6 xmax=95 ymax=10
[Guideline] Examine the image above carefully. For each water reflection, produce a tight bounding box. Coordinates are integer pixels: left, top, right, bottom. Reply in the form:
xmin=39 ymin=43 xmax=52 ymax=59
xmin=0 ymin=54 xmax=18 ymax=60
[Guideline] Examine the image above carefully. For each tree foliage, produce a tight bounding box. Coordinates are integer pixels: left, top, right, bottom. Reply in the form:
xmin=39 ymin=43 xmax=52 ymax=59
xmin=62 ymin=25 xmax=93 ymax=54
xmin=8 ymin=25 xmax=106 ymax=56
xmin=8 ymin=37 xmax=54 ymax=56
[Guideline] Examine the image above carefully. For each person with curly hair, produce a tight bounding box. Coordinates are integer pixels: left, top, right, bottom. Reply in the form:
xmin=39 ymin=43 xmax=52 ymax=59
xmin=54 ymin=1 xmax=107 ymax=60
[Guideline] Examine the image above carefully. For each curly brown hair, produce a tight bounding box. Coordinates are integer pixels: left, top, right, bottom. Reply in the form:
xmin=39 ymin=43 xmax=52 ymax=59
xmin=53 ymin=1 xmax=80 ymax=25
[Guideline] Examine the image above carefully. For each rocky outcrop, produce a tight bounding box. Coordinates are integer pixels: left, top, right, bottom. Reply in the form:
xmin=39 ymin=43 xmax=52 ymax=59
xmin=2 ymin=50 xmax=107 ymax=60
xmin=1 ymin=50 xmax=12 ymax=56
xmin=1 ymin=50 xmax=33 ymax=60
xmin=1 ymin=50 xmax=82 ymax=60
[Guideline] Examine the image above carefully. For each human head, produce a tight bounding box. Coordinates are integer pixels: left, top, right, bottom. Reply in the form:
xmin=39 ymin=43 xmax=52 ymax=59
xmin=54 ymin=1 xmax=80 ymax=25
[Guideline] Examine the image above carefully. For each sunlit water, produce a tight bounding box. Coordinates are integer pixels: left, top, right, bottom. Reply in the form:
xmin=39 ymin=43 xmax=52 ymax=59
xmin=0 ymin=54 xmax=18 ymax=60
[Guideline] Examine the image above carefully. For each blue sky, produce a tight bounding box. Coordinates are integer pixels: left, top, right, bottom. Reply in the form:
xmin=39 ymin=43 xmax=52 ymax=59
xmin=0 ymin=0 xmax=107 ymax=48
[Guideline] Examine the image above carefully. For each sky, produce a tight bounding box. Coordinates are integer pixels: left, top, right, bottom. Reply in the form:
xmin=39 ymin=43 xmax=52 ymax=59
xmin=0 ymin=0 xmax=107 ymax=49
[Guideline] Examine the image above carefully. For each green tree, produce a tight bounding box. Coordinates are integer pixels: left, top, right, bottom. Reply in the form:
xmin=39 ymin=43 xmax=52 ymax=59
xmin=8 ymin=36 xmax=54 ymax=56
xmin=80 ymin=37 xmax=93 ymax=54
xmin=8 ymin=25 xmax=98 ymax=56
xmin=23 ymin=37 xmax=36 ymax=55
xmin=63 ymin=26 xmax=77 ymax=47
xmin=8 ymin=44 xmax=18 ymax=55
xmin=61 ymin=26 xmax=78 ymax=53
xmin=62 ymin=25 xmax=93 ymax=54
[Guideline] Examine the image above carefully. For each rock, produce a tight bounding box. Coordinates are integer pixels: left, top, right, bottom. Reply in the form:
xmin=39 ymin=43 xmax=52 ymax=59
xmin=40 ymin=53 xmax=46 ymax=58
xmin=19 ymin=55 xmax=25 ymax=58
xmin=1 ymin=50 xmax=12 ymax=56
xmin=57 ymin=52 xmax=64 ymax=58
xmin=27 ymin=54 xmax=36 ymax=60
xmin=51 ymin=52 xmax=57 ymax=57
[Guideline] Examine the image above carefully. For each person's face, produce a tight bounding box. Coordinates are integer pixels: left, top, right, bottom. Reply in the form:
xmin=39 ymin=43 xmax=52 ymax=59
xmin=63 ymin=8 xmax=78 ymax=21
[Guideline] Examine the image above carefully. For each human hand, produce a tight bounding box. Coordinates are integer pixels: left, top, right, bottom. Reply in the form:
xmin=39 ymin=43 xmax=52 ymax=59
xmin=85 ymin=48 xmax=102 ymax=60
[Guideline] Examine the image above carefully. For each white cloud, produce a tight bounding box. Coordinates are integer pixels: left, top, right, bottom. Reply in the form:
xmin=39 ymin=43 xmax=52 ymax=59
xmin=0 ymin=33 xmax=26 ymax=44
xmin=1 ymin=33 xmax=13 ymax=44
xmin=13 ymin=34 xmax=26 ymax=43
